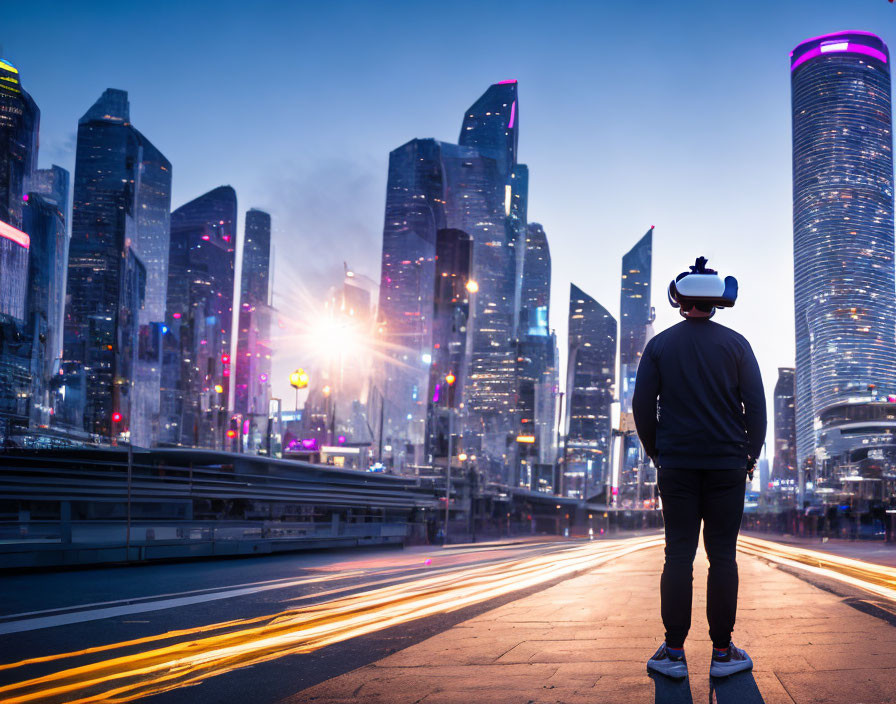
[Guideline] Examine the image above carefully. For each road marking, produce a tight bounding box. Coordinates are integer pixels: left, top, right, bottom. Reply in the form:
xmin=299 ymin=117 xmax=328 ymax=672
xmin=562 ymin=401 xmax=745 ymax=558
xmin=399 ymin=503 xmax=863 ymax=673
xmin=0 ymin=542 xmax=585 ymax=635
xmin=0 ymin=537 xmax=664 ymax=704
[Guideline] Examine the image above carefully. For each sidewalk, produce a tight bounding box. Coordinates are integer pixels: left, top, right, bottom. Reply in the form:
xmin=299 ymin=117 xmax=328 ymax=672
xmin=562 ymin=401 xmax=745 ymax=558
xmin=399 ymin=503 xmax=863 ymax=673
xmin=289 ymin=542 xmax=896 ymax=704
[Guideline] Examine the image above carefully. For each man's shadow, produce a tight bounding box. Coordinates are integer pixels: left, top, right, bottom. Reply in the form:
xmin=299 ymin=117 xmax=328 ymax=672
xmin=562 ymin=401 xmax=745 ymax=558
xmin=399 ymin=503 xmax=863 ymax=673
xmin=649 ymin=671 xmax=766 ymax=703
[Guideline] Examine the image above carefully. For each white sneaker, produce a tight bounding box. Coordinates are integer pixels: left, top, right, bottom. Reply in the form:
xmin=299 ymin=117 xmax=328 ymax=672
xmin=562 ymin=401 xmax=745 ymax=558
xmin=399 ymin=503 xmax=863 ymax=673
xmin=710 ymin=642 xmax=753 ymax=677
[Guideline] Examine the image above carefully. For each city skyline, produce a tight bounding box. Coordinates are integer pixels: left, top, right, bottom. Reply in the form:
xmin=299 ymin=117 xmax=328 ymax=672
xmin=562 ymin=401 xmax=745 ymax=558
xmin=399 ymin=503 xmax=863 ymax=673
xmin=2 ymin=1 xmax=895 ymax=454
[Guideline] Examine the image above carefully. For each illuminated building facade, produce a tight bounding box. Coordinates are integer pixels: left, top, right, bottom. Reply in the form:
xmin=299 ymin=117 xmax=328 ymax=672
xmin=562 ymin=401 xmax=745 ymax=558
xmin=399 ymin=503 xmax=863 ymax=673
xmin=791 ymin=31 xmax=896 ymax=473
xmin=22 ymin=188 xmax=69 ymax=426
xmin=0 ymin=221 xmax=30 ymax=428
xmin=376 ymin=81 xmax=529 ymax=479
xmin=619 ymin=228 xmax=654 ymax=494
xmin=425 ymin=228 xmax=472 ymax=461
xmin=235 ymin=208 xmax=272 ymax=452
xmin=455 ymin=82 xmax=524 ymax=474
xmin=0 ymin=58 xmax=39 ymax=231
xmin=514 ymin=223 xmax=555 ymax=484
xmin=63 ymin=89 xmax=170 ymax=444
xmin=565 ymin=284 xmax=616 ymax=497
xmin=162 ymin=186 xmax=237 ymax=449
xmin=376 ymin=138 xmax=446 ymax=471
xmin=773 ymin=367 xmax=797 ymax=480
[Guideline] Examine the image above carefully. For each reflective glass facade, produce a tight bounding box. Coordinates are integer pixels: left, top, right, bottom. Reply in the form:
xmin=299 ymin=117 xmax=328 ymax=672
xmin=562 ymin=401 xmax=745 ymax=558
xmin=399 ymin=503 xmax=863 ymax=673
xmin=791 ymin=32 xmax=896 ymax=471
xmin=64 ymin=90 xmax=171 ymax=443
xmin=235 ymin=209 xmax=272 ymax=448
xmin=0 ymin=58 xmax=38 ymax=231
xmin=773 ymin=367 xmax=796 ymax=479
xmin=162 ymin=186 xmax=237 ymax=450
xmin=565 ymin=284 xmax=616 ymax=497
xmin=377 ymin=138 xmax=445 ymax=470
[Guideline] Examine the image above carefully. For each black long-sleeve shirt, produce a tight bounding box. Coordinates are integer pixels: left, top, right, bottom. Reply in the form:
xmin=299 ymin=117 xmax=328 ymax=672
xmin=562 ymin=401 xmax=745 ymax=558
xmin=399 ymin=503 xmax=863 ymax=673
xmin=632 ymin=318 xmax=766 ymax=470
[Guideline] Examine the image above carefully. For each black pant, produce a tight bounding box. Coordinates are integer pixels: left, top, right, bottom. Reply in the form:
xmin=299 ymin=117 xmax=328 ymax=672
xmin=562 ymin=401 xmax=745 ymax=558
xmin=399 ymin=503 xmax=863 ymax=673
xmin=657 ymin=468 xmax=746 ymax=649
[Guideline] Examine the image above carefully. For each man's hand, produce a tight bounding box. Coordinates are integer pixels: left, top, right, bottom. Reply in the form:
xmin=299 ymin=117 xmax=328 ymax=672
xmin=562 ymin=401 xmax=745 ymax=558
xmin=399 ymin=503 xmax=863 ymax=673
xmin=747 ymin=457 xmax=756 ymax=481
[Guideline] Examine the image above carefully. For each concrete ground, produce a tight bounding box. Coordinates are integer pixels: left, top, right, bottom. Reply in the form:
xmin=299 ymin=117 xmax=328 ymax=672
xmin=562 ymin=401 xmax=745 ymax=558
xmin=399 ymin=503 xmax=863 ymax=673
xmin=287 ymin=544 xmax=896 ymax=704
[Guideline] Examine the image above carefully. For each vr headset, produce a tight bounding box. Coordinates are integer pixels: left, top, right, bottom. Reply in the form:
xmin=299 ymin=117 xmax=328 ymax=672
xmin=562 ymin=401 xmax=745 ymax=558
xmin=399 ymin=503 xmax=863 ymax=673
xmin=668 ymin=257 xmax=738 ymax=314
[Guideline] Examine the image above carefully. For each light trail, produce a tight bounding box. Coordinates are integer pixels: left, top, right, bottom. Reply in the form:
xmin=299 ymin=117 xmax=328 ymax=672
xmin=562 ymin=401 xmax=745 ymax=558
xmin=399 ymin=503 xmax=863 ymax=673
xmin=0 ymin=536 xmax=663 ymax=704
xmin=738 ymin=534 xmax=896 ymax=602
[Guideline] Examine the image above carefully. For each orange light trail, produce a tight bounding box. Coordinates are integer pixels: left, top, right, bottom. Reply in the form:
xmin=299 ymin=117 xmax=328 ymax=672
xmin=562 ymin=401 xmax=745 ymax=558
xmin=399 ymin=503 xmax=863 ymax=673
xmin=738 ymin=534 xmax=896 ymax=601
xmin=0 ymin=536 xmax=663 ymax=703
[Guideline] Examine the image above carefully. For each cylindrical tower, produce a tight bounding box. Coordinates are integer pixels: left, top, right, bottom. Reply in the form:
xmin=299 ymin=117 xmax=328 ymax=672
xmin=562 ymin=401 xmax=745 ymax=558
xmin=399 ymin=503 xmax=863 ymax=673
xmin=791 ymin=31 xmax=896 ymax=478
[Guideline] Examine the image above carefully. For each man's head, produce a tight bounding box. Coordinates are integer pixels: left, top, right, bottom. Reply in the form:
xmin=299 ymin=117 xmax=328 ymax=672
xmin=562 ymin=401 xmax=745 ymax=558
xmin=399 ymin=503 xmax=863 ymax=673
xmin=667 ymin=257 xmax=738 ymax=319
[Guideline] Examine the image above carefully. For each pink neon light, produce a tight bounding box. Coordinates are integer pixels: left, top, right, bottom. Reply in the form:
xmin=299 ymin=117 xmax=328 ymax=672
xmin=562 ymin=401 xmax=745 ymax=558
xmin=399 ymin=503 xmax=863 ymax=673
xmin=508 ymin=101 xmax=516 ymax=129
xmin=497 ymin=79 xmax=517 ymax=84
xmin=201 ymin=234 xmax=210 ymax=241
xmin=0 ymin=220 xmax=29 ymax=249
xmin=793 ymin=29 xmax=883 ymax=55
xmin=791 ymin=41 xmax=888 ymax=71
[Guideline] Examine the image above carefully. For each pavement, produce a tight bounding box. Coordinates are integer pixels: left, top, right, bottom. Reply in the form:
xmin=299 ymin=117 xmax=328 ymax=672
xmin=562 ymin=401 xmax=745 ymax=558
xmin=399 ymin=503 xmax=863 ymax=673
xmin=287 ymin=542 xmax=896 ymax=704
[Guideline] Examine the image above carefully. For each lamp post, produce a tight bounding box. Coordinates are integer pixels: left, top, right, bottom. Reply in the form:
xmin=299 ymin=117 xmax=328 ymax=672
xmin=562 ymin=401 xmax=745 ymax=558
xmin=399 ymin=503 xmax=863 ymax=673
xmin=289 ymin=368 xmax=309 ymax=414
xmin=444 ymin=372 xmax=457 ymax=544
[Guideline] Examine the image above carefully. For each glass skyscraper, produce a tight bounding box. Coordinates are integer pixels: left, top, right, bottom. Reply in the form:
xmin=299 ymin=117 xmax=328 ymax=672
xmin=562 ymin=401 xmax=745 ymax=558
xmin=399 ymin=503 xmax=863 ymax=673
xmin=162 ymin=186 xmax=237 ymax=449
xmin=0 ymin=58 xmax=39 ymax=231
xmin=791 ymin=31 xmax=896 ymax=473
xmin=618 ymin=228 xmax=654 ymax=494
xmin=565 ymin=283 xmax=616 ymax=498
xmin=235 ymin=208 xmax=273 ymax=451
xmin=376 ymin=81 xmax=529 ymax=478
xmin=63 ymin=89 xmax=171 ymax=445
xmin=773 ymin=367 xmax=797 ymax=480
xmin=376 ymin=138 xmax=445 ymax=470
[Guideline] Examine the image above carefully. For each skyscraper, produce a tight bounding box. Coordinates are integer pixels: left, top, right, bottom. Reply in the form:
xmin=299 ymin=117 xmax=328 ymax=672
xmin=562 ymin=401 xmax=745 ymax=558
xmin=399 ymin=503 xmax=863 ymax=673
xmin=565 ymin=284 xmax=617 ymax=498
xmin=376 ymin=81 xmax=528 ymax=478
xmin=63 ymin=89 xmax=172 ymax=444
xmin=456 ymin=82 xmax=524 ymax=473
xmin=22 ymin=187 xmax=69 ymax=427
xmin=0 ymin=58 xmax=39 ymax=436
xmin=515 ymin=222 xmax=555 ymax=484
xmin=619 ymin=227 xmax=654 ymax=412
xmin=619 ymin=228 xmax=654 ymax=495
xmin=791 ymin=32 xmax=896 ymax=476
xmin=235 ymin=208 xmax=273 ymax=451
xmin=376 ymin=138 xmax=446 ymax=470
xmin=773 ymin=367 xmax=796 ymax=480
xmin=0 ymin=58 xmax=39 ymax=231
xmin=162 ymin=186 xmax=237 ymax=449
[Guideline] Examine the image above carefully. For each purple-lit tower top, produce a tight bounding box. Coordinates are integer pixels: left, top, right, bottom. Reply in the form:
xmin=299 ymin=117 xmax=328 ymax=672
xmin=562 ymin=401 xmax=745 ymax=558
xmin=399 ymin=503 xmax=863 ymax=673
xmin=791 ymin=31 xmax=889 ymax=73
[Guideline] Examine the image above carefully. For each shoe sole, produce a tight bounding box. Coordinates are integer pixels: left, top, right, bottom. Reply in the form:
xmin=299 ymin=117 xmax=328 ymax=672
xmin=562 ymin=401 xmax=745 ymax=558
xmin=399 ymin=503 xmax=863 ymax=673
xmin=647 ymin=661 xmax=688 ymax=679
xmin=709 ymin=658 xmax=753 ymax=678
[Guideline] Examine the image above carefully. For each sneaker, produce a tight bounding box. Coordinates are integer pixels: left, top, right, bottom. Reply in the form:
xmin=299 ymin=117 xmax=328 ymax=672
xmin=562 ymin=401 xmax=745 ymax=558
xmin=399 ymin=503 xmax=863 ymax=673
xmin=646 ymin=642 xmax=688 ymax=679
xmin=710 ymin=642 xmax=753 ymax=677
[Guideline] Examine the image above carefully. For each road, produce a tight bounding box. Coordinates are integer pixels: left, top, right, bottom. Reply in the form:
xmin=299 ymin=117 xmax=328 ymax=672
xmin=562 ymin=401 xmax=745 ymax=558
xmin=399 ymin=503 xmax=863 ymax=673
xmin=2 ymin=532 xmax=895 ymax=704
xmin=0 ymin=533 xmax=663 ymax=703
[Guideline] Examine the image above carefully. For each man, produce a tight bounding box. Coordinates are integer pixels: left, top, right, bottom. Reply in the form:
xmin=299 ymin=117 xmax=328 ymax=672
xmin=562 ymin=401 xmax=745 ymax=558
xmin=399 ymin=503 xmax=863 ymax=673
xmin=633 ymin=257 xmax=766 ymax=680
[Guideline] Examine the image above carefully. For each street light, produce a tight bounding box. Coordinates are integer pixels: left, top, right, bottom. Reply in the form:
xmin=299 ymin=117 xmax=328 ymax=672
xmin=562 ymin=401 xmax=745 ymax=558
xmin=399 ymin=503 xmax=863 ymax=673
xmin=289 ymin=368 xmax=309 ymax=413
xmin=465 ymin=279 xmax=479 ymax=294
xmin=444 ymin=372 xmax=457 ymax=544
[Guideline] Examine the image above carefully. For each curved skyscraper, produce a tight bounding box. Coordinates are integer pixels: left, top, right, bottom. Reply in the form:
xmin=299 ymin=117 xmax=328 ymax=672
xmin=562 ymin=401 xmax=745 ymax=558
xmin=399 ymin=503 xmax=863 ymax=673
xmin=791 ymin=31 xmax=896 ymax=473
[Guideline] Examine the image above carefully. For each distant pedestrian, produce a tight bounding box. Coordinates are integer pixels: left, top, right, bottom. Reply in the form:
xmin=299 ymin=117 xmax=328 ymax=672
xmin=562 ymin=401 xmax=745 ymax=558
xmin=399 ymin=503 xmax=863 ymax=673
xmin=633 ymin=257 xmax=766 ymax=680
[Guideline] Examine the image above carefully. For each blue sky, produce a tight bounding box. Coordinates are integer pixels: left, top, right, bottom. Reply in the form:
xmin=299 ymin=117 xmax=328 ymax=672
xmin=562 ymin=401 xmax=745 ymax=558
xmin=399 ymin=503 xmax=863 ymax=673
xmin=4 ymin=0 xmax=895 ymax=452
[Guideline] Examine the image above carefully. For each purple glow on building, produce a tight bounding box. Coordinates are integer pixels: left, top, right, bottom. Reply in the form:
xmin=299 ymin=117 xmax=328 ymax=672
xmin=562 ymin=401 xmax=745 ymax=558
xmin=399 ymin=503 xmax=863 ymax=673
xmin=497 ymin=79 xmax=517 ymax=84
xmin=432 ymin=383 xmax=441 ymax=404
xmin=301 ymin=438 xmax=317 ymax=449
xmin=508 ymin=101 xmax=516 ymax=129
xmin=22 ymin=194 xmax=28 ymax=201
xmin=791 ymin=41 xmax=888 ymax=71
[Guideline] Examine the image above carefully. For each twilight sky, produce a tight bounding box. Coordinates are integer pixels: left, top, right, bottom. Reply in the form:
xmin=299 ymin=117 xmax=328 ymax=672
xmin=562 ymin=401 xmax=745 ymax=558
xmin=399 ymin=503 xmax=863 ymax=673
xmin=3 ymin=0 xmax=894 ymax=453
